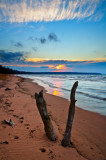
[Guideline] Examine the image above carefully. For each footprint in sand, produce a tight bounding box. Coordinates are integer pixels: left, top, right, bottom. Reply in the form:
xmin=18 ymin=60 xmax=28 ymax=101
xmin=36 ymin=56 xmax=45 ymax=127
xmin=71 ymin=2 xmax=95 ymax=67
xmin=5 ymin=88 xmax=11 ymax=91
xmin=20 ymin=117 xmax=24 ymax=120
xmin=20 ymin=120 xmax=23 ymax=123
xmin=13 ymin=115 xmax=19 ymax=118
xmin=40 ymin=148 xmax=46 ymax=152
xmin=48 ymin=150 xmax=56 ymax=159
xmin=9 ymin=110 xmax=14 ymax=112
xmin=14 ymin=136 xmax=19 ymax=139
xmin=29 ymin=129 xmax=36 ymax=138
xmin=24 ymin=123 xmax=30 ymax=126
xmin=0 ymin=141 xmax=8 ymax=144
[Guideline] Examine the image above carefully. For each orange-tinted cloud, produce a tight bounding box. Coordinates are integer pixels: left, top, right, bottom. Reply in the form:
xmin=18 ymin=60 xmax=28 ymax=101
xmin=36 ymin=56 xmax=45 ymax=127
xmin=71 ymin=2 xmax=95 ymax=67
xmin=1 ymin=57 xmax=106 ymax=73
xmin=25 ymin=58 xmax=49 ymax=62
xmin=93 ymin=58 xmax=106 ymax=62
xmin=25 ymin=57 xmax=106 ymax=64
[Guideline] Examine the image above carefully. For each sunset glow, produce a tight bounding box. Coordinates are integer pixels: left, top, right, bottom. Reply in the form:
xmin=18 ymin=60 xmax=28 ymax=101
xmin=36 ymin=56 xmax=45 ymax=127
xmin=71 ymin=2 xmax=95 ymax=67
xmin=0 ymin=0 xmax=106 ymax=73
xmin=25 ymin=58 xmax=48 ymax=62
xmin=55 ymin=65 xmax=66 ymax=70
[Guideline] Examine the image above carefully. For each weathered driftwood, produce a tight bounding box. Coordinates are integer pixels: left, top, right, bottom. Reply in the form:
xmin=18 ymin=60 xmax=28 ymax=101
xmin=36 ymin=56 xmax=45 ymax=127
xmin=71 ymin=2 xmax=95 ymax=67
xmin=35 ymin=90 xmax=57 ymax=141
xmin=61 ymin=81 xmax=78 ymax=146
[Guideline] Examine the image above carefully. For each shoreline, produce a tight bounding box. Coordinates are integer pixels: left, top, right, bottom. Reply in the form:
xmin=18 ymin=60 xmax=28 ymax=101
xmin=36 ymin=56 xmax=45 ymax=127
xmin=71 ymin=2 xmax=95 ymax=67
xmin=17 ymin=75 xmax=106 ymax=117
xmin=0 ymin=74 xmax=106 ymax=160
xmin=17 ymin=74 xmax=106 ymax=116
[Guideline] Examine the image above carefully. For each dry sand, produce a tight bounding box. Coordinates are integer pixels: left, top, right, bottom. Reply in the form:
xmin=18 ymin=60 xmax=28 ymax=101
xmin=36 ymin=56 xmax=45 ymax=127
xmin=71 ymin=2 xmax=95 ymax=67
xmin=0 ymin=74 xmax=106 ymax=160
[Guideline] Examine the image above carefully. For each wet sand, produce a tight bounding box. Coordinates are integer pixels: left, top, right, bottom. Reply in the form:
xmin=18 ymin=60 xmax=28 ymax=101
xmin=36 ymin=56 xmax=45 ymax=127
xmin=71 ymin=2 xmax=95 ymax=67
xmin=0 ymin=75 xmax=106 ymax=160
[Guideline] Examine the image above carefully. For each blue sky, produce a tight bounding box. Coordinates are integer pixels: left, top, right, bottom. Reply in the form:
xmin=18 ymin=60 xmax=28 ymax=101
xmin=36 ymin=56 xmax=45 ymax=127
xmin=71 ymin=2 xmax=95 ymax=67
xmin=0 ymin=0 xmax=106 ymax=73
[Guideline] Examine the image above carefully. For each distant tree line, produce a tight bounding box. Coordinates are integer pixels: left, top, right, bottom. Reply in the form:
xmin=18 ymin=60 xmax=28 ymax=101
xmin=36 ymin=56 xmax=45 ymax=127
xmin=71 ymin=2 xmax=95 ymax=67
xmin=0 ymin=65 xmax=101 ymax=75
xmin=0 ymin=65 xmax=20 ymax=74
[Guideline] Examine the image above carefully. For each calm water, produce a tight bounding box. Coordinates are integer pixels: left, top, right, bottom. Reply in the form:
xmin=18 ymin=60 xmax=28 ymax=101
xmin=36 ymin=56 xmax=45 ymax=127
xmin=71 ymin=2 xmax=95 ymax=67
xmin=18 ymin=74 xmax=106 ymax=115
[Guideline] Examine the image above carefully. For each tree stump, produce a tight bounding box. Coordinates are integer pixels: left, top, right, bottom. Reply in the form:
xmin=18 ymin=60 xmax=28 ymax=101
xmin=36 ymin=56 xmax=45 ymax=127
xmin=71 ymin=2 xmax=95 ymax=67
xmin=35 ymin=90 xmax=57 ymax=141
xmin=61 ymin=81 xmax=78 ymax=146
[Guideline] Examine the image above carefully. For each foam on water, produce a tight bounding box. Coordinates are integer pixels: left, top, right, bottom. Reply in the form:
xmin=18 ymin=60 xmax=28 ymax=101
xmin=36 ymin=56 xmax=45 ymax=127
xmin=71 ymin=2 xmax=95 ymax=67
xmin=18 ymin=74 xmax=106 ymax=115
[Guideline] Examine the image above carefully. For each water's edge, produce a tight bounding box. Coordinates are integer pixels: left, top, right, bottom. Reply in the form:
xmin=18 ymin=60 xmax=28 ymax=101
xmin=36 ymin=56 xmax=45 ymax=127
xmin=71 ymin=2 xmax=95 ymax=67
xmin=17 ymin=74 xmax=106 ymax=116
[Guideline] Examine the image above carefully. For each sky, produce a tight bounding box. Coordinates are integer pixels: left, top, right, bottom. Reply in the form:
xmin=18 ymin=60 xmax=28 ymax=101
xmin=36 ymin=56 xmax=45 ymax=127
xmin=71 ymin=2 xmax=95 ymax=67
xmin=0 ymin=0 xmax=106 ymax=73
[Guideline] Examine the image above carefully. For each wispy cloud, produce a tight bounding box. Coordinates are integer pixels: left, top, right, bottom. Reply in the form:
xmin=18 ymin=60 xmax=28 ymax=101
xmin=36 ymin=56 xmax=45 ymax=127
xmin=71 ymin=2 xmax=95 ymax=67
xmin=32 ymin=47 xmax=37 ymax=52
xmin=28 ymin=37 xmax=35 ymax=41
xmin=28 ymin=36 xmax=46 ymax=44
xmin=25 ymin=58 xmax=45 ymax=62
xmin=25 ymin=57 xmax=106 ymax=63
xmin=14 ymin=42 xmax=23 ymax=48
xmin=0 ymin=0 xmax=103 ymax=23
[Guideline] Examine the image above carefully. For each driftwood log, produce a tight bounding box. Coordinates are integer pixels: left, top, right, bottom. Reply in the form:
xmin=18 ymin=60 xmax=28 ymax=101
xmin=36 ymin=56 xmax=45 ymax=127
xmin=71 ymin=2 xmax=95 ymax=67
xmin=35 ymin=90 xmax=57 ymax=141
xmin=61 ymin=81 xmax=78 ymax=146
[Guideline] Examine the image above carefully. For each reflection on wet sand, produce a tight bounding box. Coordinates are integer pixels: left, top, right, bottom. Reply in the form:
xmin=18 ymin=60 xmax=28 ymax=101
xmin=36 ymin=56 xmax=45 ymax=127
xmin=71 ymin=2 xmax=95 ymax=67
xmin=55 ymin=81 xmax=62 ymax=88
xmin=45 ymin=80 xmax=63 ymax=97
xmin=52 ymin=81 xmax=63 ymax=96
xmin=53 ymin=90 xmax=62 ymax=96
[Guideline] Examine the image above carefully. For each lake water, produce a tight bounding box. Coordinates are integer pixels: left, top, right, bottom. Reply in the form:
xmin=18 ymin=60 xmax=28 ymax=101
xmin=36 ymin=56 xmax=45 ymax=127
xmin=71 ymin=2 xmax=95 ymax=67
xmin=18 ymin=74 xmax=106 ymax=115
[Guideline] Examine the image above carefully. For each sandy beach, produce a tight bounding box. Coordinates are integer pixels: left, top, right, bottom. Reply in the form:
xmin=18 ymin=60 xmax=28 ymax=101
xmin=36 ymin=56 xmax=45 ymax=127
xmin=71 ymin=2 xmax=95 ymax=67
xmin=0 ymin=74 xmax=106 ymax=160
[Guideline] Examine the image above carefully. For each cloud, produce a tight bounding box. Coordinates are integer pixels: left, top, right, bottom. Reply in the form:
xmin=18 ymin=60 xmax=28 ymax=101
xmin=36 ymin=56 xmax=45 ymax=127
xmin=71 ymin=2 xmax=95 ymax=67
xmin=24 ymin=58 xmax=106 ymax=73
xmin=40 ymin=38 xmax=46 ymax=44
xmin=28 ymin=33 xmax=58 ymax=44
xmin=28 ymin=37 xmax=35 ymax=41
xmin=28 ymin=36 xmax=46 ymax=44
xmin=0 ymin=50 xmax=25 ymax=63
xmin=25 ymin=58 xmax=46 ymax=62
xmin=1 ymin=56 xmax=106 ymax=73
xmin=14 ymin=42 xmax=23 ymax=48
xmin=48 ymin=33 xmax=58 ymax=42
xmin=32 ymin=47 xmax=37 ymax=52
xmin=0 ymin=0 xmax=103 ymax=23
xmin=40 ymin=66 xmax=49 ymax=69
xmin=39 ymin=64 xmax=68 ymax=72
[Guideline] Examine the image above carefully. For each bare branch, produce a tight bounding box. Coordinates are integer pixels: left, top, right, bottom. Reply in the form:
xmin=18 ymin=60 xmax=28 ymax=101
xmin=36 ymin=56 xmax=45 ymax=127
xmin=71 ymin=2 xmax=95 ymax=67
xmin=35 ymin=90 xmax=57 ymax=141
xmin=61 ymin=81 xmax=78 ymax=146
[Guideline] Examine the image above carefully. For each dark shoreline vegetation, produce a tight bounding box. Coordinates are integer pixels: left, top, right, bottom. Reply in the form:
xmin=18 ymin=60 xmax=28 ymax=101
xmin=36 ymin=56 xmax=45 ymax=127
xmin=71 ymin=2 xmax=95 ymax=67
xmin=0 ymin=65 xmax=102 ymax=75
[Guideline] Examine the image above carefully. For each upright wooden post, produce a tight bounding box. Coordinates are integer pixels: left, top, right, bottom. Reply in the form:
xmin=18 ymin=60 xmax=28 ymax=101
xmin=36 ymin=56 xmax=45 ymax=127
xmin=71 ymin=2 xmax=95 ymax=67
xmin=61 ymin=81 xmax=78 ymax=146
xmin=35 ymin=90 xmax=57 ymax=141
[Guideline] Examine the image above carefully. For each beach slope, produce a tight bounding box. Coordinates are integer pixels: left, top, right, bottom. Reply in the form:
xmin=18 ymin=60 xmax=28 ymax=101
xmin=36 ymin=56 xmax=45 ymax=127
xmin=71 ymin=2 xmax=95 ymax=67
xmin=0 ymin=75 xmax=106 ymax=160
